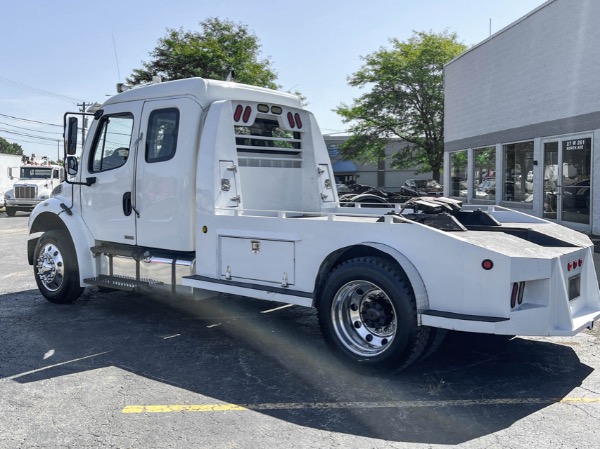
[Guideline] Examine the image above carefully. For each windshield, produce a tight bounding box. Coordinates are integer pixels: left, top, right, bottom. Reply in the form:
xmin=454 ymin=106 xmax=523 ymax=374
xmin=20 ymin=167 xmax=53 ymax=179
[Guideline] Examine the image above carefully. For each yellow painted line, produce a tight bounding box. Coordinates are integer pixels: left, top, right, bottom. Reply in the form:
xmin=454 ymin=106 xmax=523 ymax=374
xmin=122 ymin=397 xmax=600 ymax=414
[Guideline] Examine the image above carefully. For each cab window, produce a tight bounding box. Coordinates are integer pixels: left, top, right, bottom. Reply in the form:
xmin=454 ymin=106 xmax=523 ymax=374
xmin=146 ymin=108 xmax=179 ymax=163
xmin=89 ymin=114 xmax=134 ymax=173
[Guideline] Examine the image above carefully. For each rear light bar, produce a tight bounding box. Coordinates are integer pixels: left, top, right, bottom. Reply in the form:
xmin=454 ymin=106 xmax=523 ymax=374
xmin=567 ymin=258 xmax=584 ymax=272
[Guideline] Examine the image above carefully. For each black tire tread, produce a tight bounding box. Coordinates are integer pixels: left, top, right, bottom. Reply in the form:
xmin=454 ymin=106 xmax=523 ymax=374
xmin=318 ymin=256 xmax=431 ymax=371
xmin=33 ymin=229 xmax=84 ymax=304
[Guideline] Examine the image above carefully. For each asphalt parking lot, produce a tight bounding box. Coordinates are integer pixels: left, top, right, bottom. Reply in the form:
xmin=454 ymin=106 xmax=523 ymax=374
xmin=1 ymin=212 xmax=599 ymax=448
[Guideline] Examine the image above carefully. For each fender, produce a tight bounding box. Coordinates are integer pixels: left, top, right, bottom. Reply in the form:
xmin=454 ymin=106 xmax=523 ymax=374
xmin=28 ymin=198 xmax=97 ymax=285
xmin=363 ymin=242 xmax=430 ymax=316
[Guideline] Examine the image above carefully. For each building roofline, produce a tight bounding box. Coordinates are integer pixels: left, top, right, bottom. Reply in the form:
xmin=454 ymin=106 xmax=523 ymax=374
xmin=445 ymin=0 xmax=556 ymax=67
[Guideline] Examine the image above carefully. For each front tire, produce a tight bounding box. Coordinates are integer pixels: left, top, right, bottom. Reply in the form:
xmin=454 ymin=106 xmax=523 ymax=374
xmin=5 ymin=207 xmax=16 ymax=217
xmin=33 ymin=229 xmax=84 ymax=304
xmin=318 ymin=257 xmax=430 ymax=370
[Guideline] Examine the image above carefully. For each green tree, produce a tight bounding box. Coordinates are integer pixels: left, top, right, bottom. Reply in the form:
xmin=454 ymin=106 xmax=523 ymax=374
xmin=128 ymin=17 xmax=278 ymax=89
xmin=0 ymin=137 xmax=24 ymax=155
xmin=336 ymin=31 xmax=467 ymax=181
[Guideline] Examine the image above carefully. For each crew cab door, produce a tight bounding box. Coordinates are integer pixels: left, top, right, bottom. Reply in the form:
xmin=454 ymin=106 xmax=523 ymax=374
xmin=81 ymin=102 xmax=142 ymax=244
xmin=134 ymin=98 xmax=201 ymax=251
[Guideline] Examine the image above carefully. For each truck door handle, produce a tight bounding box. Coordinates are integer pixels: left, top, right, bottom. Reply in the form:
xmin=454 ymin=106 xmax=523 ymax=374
xmin=123 ymin=192 xmax=132 ymax=216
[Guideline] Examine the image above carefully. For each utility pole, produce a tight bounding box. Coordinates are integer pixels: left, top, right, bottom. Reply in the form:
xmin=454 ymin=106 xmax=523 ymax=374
xmin=77 ymin=102 xmax=87 ymax=152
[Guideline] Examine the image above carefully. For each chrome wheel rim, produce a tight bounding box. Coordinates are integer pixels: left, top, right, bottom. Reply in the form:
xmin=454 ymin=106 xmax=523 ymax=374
xmin=35 ymin=242 xmax=65 ymax=292
xmin=331 ymin=280 xmax=397 ymax=357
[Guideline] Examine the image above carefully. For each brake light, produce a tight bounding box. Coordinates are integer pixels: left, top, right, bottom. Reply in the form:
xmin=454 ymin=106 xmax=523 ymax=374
xmin=233 ymin=105 xmax=243 ymax=122
xmin=294 ymin=113 xmax=303 ymax=129
xmin=518 ymin=281 xmax=525 ymax=305
xmin=511 ymin=283 xmax=519 ymax=308
xmin=242 ymin=106 xmax=252 ymax=123
xmin=287 ymin=112 xmax=295 ymax=128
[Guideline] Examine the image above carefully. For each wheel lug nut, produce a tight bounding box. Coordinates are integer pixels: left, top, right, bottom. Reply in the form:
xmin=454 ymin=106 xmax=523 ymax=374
xmin=365 ymin=334 xmax=373 ymax=342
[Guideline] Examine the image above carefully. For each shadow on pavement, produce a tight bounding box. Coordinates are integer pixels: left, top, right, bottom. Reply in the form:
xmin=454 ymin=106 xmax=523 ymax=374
xmin=0 ymin=289 xmax=593 ymax=445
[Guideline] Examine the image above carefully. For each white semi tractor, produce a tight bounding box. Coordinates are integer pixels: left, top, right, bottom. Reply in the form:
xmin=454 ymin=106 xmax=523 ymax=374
xmin=26 ymin=78 xmax=600 ymax=369
xmin=5 ymin=157 xmax=64 ymax=216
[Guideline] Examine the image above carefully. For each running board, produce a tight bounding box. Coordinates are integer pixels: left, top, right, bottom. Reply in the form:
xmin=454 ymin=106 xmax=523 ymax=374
xmin=84 ymin=274 xmax=164 ymax=292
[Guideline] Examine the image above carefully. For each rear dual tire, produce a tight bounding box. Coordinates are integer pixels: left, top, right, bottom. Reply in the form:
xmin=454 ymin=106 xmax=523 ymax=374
xmin=318 ymin=257 xmax=435 ymax=370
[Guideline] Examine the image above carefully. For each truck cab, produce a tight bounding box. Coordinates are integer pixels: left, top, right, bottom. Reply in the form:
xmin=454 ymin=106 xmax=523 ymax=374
xmin=5 ymin=161 xmax=64 ymax=216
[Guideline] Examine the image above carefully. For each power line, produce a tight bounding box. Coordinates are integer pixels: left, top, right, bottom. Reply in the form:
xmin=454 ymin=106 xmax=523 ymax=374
xmin=0 ymin=76 xmax=84 ymax=103
xmin=0 ymin=120 xmax=62 ymax=135
xmin=0 ymin=128 xmax=59 ymax=142
xmin=0 ymin=112 xmax=62 ymax=127
xmin=1 ymin=136 xmax=59 ymax=147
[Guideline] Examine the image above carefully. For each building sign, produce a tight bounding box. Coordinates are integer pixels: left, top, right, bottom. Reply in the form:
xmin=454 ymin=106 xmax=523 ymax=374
xmin=564 ymin=138 xmax=591 ymax=151
xmin=327 ymin=144 xmax=339 ymax=157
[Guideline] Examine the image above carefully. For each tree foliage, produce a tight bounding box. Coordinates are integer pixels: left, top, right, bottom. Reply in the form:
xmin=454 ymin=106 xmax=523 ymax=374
xmin=128 ymin=17 xmax=278 ymax=89
xmin=0 ymin=137 xmax=24 ymax=155
xmin=336 ymin=31 xmax=467 ymax=181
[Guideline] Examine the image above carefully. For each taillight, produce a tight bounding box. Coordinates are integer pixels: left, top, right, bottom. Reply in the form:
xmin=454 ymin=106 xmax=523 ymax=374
xmin=242 ymin=106 xmax=252 ymax=123
xmin=518 ymin=281 xmax=525 ymax=305
xmin=511 ymin=283 xmax=519 ymax=308
xmin=287 ymin=112 xmax=295 ymax=128
xmin=510 ymin=282 xmax=526 ymax=308
xmin=233 ymin=105 xmax=243 ymax=122
xmin=294 ymin=113 xmax=303 ymax=129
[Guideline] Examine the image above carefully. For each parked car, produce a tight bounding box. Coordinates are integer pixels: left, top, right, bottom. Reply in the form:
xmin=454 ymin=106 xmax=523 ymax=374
xmin=563 ymin=179 xmax=590 ymax=210
xmin=400 ymin=179 xmax=443 ymax=197
xmin=475 ymin=178 xmax=515 ymax=200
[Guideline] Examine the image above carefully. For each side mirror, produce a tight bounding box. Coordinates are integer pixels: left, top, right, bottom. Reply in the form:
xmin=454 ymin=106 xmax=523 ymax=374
xmin=66 ymin=156 xmax=79 ymax=176
xmin=66 ymin=117 xmax=78 ymax=155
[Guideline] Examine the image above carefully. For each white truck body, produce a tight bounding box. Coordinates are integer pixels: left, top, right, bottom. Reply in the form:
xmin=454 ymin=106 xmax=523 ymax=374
xmin=0 ymin=153 xmax=22 ymax=208
xmin=26 ymin=78 xmax=600 ymax=369
xmin=5 ymin=161 xmax=64 ymax=216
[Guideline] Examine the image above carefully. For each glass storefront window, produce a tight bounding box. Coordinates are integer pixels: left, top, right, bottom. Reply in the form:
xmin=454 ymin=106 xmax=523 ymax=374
xmin=473 ymin=146 xmax=496 ymax=201
xmin=450 ymin=150 xmax=468 ymax=198
xmin=503 ymin=141 xmax=534 ymax=203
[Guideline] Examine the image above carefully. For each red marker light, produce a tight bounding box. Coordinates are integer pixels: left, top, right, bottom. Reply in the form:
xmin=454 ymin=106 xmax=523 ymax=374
xmin=233 ymin=105 xmax=243 ymax=122
xmin=287 ymin=112 xmax=295 ymax=128
xmin=573 ymin=260 xmax=578 ymax=268
xmin=579 ymin=258 xmax=583 ymax=267
xmin=482 ymin=259 xmax=494 ymax=270
xmin=511 ymin=283 xmax=519 ymax=308
xmin=568 ymin=262 xmax=572 ymax=271
xmin=242 ymin=106 xmax=252 ymax=123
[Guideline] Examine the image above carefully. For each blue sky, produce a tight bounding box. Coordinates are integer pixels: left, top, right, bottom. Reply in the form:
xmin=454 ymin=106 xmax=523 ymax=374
xmin=0 ymin=0 xmax=546 ymax=159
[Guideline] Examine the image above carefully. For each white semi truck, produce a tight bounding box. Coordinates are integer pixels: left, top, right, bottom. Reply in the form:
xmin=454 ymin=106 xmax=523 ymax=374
xmin=0 ymin=152 xmax=22 ymax=209
xmin=5 ymin=157 xmax=64 ymax=216
xmin=27 ymin=78 xmax=600 ymax=369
